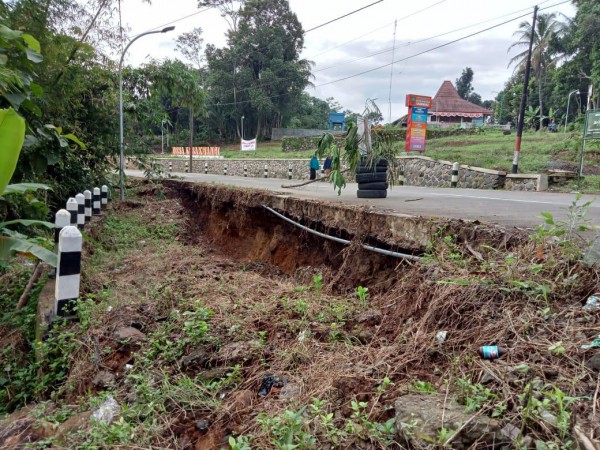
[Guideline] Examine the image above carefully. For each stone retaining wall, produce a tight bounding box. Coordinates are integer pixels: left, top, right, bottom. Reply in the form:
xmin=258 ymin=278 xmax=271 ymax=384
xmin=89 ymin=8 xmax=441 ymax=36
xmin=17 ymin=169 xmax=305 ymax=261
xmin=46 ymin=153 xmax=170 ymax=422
xmin=138 ymin=156 xmax=548 ymax=191
xmin=505 ymin=174 xmax=548 ymax=191
xmin=398 ymin=155 xmax=506 ymax=189
xmin=139 ymin=158 xmax=320 ymax=181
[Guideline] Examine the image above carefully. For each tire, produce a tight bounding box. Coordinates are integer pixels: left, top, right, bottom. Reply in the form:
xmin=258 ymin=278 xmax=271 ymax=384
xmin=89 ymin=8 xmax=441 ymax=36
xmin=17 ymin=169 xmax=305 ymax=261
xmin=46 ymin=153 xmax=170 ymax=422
xmin=358 ymin=182 xmax=388 ymax=190
xmin=357 ymin=189 xmax=387 ymax=199
xmin=355 ymin=172 xmax=387 ymax=183
xmin=356 ymin=165 xmax=387 ymax=174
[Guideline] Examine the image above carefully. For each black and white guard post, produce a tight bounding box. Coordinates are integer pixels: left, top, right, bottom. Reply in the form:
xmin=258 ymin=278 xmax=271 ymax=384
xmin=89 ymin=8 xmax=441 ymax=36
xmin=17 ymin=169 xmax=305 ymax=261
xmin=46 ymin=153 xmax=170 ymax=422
xmin=84 ymin=190 xmax=92 ymax=223
xmin=185 ymin=161 xmax=189 ymax=173
xmin=451 ymin=162 xmax=459 ymax=188
xmin=66 ymin=197 xmax=78 ymax=226
xmin=93 ymin=187 xmax=101 ymax=215
xmin=75 ymin=193 xmax=85 ymax=229
xmin=54 ymin=209 xmax=70 ymax=244
xmin=101 ymin=185 xmax=109 ymax=206
xmin=168 ymin=161 xmax=172 ymax=173
xmin=264 ymin=164 xmax=268 ymax=179
xmin=244 ymin=164 xmax=248 ymax=177
xmin=204 ymin=162 xmax=208 ymax=174
xmin=224 ymin=164 xmax=228 ymax=176
xmin=288 ymin=165 xmax=292 ymax=180
xmin=399 ymin=168 xmax=405 ymax=186
xmin=54 ymin=226 xmax=82 ymax=318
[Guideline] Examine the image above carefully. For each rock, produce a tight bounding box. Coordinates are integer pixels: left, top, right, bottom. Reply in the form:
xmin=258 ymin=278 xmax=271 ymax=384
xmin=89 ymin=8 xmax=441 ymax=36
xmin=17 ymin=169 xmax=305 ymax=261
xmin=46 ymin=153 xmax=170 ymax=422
xmin=229 ymin=390 xmax=254 ymax=414
xmin=114 ymin=326 xmax=145 ymax=343
xmin=197 ymin=367 xmax=232 ymax=381
xmin=356 ymin=309 xmax=383 ymax=325
xmin=93 ymin=370 xmax=116 ymax=388
xmin=195 ymin=419 xmax=209 ymax=432
xmin=395 ymin=394 xmax=501 ymax=449
xmin=181 ymin=349 xmax=210 ymax=368
xmin=279 ymin=383 xmax=302 ymax=401
xmin=54 ymin=411 xmax=93 ymax=441
xmin=585 ymin=353 xmax=600 ymax=372
xmin=214 ymin=341 xmax=257 ymax=364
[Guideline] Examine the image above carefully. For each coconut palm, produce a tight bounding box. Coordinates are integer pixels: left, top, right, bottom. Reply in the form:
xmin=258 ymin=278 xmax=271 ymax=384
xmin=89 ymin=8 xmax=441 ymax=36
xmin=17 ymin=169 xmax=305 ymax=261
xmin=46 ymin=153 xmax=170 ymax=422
xmin=508 ymin=13 xmax=564 ymax=126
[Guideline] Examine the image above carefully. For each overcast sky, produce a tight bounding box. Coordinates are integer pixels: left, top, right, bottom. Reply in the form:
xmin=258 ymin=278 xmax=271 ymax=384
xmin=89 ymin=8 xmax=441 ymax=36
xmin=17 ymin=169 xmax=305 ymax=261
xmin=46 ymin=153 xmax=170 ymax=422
xmin=120 ymin=0 xmax=575 ymax=121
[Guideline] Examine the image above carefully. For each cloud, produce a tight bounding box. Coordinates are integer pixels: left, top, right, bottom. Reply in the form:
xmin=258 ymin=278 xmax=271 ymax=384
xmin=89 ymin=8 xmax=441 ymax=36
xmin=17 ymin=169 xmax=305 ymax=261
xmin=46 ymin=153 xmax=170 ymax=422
xmin=309 ymin=36 xmax=515 ymax=118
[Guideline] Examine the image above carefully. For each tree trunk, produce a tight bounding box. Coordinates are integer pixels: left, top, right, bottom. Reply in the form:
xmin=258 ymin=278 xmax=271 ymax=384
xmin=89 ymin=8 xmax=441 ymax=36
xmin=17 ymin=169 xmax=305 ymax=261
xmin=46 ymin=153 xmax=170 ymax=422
xmin=538 ymin=72 xmax=543 ymax=129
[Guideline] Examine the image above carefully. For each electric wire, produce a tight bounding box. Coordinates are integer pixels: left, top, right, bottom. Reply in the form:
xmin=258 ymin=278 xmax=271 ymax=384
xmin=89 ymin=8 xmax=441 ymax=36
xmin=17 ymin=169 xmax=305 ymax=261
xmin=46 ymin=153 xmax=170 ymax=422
xmin=205 ymin=0 xmax=570 ymax=107
xmin=304 ymin=0 xmax=384 ymax=33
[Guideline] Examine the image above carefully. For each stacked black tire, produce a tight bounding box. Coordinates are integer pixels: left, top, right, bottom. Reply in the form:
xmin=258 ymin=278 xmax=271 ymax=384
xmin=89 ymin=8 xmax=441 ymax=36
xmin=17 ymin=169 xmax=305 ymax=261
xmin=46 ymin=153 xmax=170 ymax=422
xmin=356 ymin=159 xmax=388 ymax=198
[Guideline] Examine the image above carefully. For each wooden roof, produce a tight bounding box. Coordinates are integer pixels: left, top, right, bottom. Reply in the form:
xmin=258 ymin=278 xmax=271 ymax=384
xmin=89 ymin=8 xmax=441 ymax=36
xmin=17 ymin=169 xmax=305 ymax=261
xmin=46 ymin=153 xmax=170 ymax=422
xmin=431 ymin=80 xmax=492 ymax=118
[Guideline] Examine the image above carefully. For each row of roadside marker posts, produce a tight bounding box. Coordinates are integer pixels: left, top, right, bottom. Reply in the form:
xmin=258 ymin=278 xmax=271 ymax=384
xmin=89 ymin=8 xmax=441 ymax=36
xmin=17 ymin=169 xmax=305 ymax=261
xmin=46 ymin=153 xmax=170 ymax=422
xmin=53 ymin=185 xmax=110 ymax=319
xmin=166 ymin=160 xmax=460 ymax=187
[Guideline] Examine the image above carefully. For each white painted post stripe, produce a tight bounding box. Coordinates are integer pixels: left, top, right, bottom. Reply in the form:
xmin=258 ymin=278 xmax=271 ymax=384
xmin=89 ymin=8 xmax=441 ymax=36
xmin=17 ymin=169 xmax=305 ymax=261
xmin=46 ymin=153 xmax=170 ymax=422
xmin=54 ymin=209 xmax=70 ymax=243
xmin=66 ymin=198 xmax=78 ymax=225
xmin=101 ymin=185 xmax=108 ymax=205
xmin=451 ymin=162 xmax=459 ymax=188
xmin=75 ymin=193 xmax=85 ymax=229
xmin=93 ymin=187 xmax=101 ymax=214
xmin=84 ymin=190 xmax=92 ymax=222
xmin=55 ymin=226 xmax=82 ymax=317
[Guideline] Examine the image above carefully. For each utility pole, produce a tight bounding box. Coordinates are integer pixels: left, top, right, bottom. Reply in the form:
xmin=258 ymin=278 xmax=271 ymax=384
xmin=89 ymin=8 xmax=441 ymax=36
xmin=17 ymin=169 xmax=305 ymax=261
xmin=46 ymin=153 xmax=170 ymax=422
xmin=189 ymin=106 xmax=193 ymax=171
xmin=512 ymin=5 xmax=537 ymax=174
xmin=388 ymin=19 xmax=397 ymax=124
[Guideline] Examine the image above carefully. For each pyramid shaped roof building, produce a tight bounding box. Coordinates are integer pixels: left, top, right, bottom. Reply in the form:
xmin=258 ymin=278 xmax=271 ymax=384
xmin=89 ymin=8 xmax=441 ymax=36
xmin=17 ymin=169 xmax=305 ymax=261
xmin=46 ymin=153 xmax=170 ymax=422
xmin=431 ymin=80 xmax=492 ymax=118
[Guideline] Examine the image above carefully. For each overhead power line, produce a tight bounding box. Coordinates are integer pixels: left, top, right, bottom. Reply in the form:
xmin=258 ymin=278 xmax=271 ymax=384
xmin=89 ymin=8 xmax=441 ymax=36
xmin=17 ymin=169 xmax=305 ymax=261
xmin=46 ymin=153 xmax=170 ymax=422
xmin=304 ymin=0 xmax=384 ymax=33
xmin=205 ymin=0 xmax=570 ymax=108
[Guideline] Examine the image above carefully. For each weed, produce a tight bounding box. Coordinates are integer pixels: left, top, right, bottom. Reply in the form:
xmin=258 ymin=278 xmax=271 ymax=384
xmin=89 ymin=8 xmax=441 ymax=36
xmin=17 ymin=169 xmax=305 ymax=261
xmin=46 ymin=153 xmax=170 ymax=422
xmin=312 ymin=274 xmax=323 ymax=291
xmin=229 ymin=435 xmax=252 ymax=450
xmin=356 ymin=285 xmax=369 ymax=308
xmin=455 ymin=378 xmax=497 ymax=413
xmin=410 ymin=380 xmax=437 ymax=394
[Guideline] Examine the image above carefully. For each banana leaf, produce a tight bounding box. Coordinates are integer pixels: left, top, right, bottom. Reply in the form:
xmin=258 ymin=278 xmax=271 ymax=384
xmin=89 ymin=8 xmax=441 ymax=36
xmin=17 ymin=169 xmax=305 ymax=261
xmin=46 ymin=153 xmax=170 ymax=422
xmin=0 ymin=236 xmax=57 ymax=266
xmin=2 ymin=183 xmax=51 ymax=194
xmin=0 ymin=108 xmax=26 ymax=195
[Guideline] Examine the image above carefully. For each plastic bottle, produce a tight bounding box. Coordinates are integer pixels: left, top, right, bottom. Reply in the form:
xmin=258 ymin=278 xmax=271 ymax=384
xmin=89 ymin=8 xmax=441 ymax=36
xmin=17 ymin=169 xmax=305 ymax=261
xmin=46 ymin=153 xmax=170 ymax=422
xmin=478 ymin=346 xmax=508 ymax=360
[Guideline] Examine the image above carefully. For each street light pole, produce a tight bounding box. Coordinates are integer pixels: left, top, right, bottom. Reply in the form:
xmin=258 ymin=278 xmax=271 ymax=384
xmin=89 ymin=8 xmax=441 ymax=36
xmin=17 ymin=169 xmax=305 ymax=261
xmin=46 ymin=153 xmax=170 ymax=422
xmin=241 ymin=115 xmax=245 ymax=140
xmin=161 ymin=120 xmax=165 ymax=154
xmin=119 ymin=26 xmax=175 ymax=200
xmin=564 ymin=89 xmax=580 ymax=135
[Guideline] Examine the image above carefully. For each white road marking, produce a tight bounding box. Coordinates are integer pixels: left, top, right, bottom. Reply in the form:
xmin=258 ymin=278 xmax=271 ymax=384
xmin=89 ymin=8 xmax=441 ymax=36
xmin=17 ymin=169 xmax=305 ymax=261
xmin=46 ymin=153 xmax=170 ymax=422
xmin=428 ymin=192 xmax=561 ymax=205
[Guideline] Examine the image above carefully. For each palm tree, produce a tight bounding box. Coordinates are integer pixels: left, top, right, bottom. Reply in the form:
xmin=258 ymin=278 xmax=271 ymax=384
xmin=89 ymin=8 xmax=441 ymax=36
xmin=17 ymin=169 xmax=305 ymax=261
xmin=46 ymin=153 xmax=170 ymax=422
xmin=508 ymin=13 xmax=564 ymax=126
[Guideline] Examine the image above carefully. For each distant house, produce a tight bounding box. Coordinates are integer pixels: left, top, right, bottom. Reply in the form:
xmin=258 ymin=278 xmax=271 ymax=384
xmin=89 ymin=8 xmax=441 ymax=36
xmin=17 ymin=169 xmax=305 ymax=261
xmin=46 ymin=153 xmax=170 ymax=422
xmin=429 ymin=80 xmax=492 ymax=127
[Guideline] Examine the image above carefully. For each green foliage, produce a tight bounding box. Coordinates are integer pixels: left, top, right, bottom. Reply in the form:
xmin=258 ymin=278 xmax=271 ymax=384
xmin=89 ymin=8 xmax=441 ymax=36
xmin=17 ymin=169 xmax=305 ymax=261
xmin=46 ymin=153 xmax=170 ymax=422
xmin=312 ymin=274 xmax=323 ymax=291
xmin=410 ymin=380 xmax=437 ymax=394
xmin=355 ymin=285 xmax=368 ymax=308
xmin=532 ymin=193 xmax=595 ymax=258
xmin=455 ymin=378 xmax=498 ymax=413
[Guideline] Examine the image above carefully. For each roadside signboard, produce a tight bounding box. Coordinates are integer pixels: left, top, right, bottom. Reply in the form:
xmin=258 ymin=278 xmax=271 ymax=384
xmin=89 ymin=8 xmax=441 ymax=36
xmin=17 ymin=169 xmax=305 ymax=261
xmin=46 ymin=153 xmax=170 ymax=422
xmin=405 ymin=94 xmax=432 ymax=153
xmin=584 ymin=110 xmax=600 ymax=139
xmin=241 ymin=139 xmax=257 ymax=151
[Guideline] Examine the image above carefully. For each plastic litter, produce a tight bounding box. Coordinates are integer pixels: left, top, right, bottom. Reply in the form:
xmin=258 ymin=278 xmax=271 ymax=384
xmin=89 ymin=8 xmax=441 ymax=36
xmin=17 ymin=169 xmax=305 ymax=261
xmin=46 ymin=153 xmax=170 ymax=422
xmin=478 ymin=346 xmax=507 ymax=360
xmin=583 ymin=295 xmax=600 ymax=311
xmin=258 ymin=375 xmax=285 ymax=397
xmin=91 ymin=395 xmax=121 ymax=424
xmin=581 ymin=334 xmax=600 ymax=350
xmin=435 ymin=331 xmax=448 ymax=344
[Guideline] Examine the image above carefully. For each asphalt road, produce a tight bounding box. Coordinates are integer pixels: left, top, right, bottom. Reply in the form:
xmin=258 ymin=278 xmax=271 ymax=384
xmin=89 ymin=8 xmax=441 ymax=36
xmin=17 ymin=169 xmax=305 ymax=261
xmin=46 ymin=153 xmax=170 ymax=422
xmin=126 ymin=170 xmax=600 ymax=228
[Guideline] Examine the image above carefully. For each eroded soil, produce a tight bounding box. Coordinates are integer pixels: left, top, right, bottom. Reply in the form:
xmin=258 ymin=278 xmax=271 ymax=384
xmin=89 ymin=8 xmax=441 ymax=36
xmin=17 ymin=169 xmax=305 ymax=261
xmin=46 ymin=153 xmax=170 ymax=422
xmin=1 ymin=182 xmax=600 ymax=449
